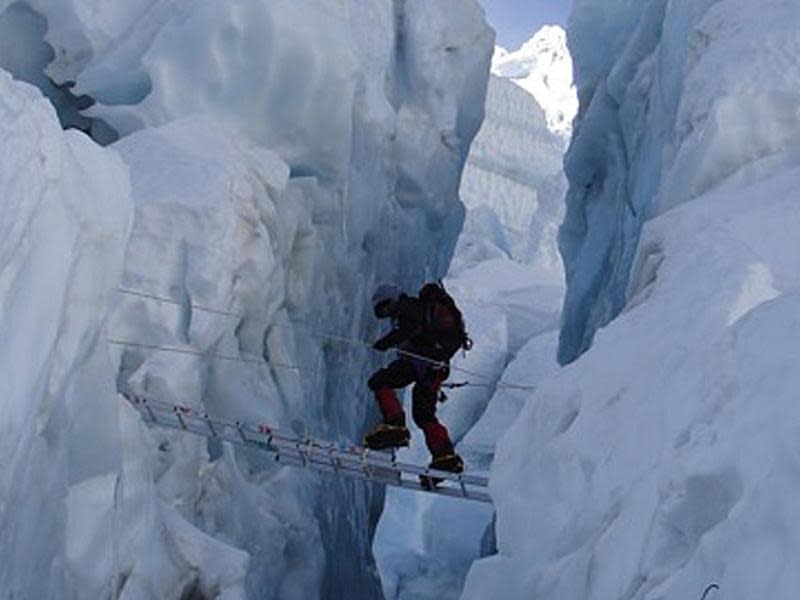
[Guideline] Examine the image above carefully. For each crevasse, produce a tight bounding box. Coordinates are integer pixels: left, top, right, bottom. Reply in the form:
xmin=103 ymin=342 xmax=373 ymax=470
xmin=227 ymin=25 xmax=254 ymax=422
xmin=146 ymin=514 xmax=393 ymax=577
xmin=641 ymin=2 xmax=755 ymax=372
xmin=0 ymin=1 xmax=494 ymax=598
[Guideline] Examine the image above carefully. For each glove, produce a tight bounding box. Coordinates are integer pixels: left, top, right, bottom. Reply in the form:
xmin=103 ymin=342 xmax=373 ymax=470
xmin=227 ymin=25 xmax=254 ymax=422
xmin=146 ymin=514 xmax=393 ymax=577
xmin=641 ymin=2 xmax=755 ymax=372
xmin=373 ymin=338 xmax=391 ymax=352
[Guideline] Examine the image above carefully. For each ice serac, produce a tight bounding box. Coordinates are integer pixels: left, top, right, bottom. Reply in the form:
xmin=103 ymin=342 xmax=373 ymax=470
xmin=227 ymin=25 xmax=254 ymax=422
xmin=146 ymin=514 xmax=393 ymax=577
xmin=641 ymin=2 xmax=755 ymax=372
xmin=558 ymin=0 xmax=800 ymax=363
xmin=455 ymin=74 xmax=567 ymax=274
xmin=462 ymin=0 xmax=800 ymax=598
xmin=0 ymin=69 xmax=253 ymax=600
xmin=112 ymin=118 xmax=328 ymax=599
xmin=0 ymin=0 xmax=494 ymax=598
xmin=0 ymin=70 xmax=131 ymax=598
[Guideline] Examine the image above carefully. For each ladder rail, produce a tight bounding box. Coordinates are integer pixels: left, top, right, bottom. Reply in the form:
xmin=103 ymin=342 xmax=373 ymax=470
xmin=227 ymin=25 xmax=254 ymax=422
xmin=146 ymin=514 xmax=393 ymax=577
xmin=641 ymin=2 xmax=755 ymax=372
xmin=123 ymin=394 xmax=492 ymax=504
xmin=133 ymin=395 xmax=490 ymax=486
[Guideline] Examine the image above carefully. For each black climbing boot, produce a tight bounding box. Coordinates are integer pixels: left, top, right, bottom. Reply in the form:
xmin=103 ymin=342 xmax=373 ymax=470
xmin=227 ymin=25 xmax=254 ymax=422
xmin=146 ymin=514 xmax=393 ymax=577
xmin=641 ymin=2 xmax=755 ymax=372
xmin=420 ymin=452 xmax=464 ymax=489
xmin=363 ymin=422 xmax=411 ymax=451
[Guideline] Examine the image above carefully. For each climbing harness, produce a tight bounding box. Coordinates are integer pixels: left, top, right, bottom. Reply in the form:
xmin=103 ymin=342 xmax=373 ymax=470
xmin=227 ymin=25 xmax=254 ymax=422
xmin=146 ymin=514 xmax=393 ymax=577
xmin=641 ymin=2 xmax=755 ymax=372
xmin=122 ymin=392 xmax=491 ymax=504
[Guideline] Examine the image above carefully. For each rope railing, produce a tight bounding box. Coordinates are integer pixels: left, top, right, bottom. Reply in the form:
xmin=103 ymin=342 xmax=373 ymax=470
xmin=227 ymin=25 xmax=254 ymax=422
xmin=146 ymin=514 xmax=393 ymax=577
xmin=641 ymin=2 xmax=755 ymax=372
xmin=107 ymin=338 xmax=315 ymax=373
xmin=114 ymin=287 xmax=537 ymax=392
xmin=122 ymin=393 xmax=492 ymax=504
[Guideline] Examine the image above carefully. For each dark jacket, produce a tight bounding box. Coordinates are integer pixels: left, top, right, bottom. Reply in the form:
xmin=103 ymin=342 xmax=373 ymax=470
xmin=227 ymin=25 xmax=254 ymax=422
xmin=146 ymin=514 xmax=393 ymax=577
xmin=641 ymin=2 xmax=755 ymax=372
xmin=374 ymin=294 xmax=451 ymax=362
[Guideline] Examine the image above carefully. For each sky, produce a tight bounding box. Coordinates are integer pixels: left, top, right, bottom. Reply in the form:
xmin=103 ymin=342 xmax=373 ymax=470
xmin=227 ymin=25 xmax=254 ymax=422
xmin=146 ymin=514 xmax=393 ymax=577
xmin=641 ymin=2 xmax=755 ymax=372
xmin=480 ymin=0 xmax=573 ymax=50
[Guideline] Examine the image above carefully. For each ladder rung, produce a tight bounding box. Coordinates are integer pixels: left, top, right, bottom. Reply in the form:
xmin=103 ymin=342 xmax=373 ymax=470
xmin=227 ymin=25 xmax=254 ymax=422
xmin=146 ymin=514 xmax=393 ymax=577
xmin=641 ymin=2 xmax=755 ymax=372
xmin=123 ymin=394 xmax=492 ymax=504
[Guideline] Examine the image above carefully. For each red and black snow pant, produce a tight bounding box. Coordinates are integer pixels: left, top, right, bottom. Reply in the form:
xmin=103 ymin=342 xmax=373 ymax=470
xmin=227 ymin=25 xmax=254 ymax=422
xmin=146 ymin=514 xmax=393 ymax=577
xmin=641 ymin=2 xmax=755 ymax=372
xmin=367 ymin=358 xmax=454 ymax=458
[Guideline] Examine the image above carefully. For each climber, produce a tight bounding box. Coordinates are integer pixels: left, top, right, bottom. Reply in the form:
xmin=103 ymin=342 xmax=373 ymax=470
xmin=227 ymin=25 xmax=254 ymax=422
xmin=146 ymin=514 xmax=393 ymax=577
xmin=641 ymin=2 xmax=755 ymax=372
xmin=364 ymin=281 xmax=472 ymax=485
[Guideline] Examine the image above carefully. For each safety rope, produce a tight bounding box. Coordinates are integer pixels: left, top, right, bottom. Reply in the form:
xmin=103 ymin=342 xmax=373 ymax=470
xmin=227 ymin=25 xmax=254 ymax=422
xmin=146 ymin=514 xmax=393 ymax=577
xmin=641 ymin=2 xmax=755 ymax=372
xmin=442 ymin=381 xmax=472 ymax=389
xmin=114 ymin=287 xmax=538 ymax=392
xmin=107 ymin=338 xmax=314 ymax=373
xmin=700 ymin=584 xmax=720 ymax=600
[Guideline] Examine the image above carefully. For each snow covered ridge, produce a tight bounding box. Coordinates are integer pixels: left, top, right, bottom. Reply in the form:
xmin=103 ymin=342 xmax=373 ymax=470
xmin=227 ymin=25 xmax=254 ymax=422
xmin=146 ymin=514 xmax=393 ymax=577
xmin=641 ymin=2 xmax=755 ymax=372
xmin=0 ymin=1 xmax=494 ymax=598
xmin=558 ymin=0 xmax=800 ymax=363
xmin=492 ymin=25 xmax=578 ymax=139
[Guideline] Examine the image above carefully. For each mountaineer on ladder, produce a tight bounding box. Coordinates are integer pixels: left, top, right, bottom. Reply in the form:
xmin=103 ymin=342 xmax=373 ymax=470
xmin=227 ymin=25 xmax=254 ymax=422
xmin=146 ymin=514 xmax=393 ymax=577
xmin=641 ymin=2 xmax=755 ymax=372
xmin=365 ymin=281 xmax=472 ymax=486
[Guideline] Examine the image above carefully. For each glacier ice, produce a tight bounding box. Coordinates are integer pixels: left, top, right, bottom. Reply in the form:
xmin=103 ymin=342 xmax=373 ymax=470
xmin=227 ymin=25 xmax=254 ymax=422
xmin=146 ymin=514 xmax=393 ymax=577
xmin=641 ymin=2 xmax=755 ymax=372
xmin=464 ymin=165 xmax=800 ymax=600
xmin=0 ymin=0 xmax=495 ymax=598
xmin=461 ymin=0 xmax=800 ymax=598
xmin=0 ymin=68 xmax=256 ymax=600
xmin=0 ymin=69 xmax=132 ymax=598
xmin=558 ymin=0 xmax=800 ymax=363
xmin=111 ymin=117 xmax=333 ymax=598
xmin=455 ymin=75 xmax=567 ymax=275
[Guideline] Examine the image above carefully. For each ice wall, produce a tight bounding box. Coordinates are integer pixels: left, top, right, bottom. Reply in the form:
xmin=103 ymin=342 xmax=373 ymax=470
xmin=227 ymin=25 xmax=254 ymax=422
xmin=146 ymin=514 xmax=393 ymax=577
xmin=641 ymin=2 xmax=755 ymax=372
xmin=462 ymin=0 xmax=800 ymax=598
xmin=0 ymin=66 xmax=258 ymax=600
xmin=0 ymin=0 xmax=494 ymax=598
xmin=111 ymin=117 xmax=335 ymax=599
xmin=0 ymin=70 xmax=133 ymax=597
xmin=559 ymin=0 xmax=800 ymax=363
xmin=464 ymin=165 xmax=800 ymax=600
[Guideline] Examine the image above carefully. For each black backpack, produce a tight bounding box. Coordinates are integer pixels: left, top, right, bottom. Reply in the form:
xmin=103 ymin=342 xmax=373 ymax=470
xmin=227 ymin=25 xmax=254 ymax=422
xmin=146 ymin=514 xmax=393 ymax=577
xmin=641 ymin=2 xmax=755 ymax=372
xmin=418 ymin=282 xmax=473 ymax=359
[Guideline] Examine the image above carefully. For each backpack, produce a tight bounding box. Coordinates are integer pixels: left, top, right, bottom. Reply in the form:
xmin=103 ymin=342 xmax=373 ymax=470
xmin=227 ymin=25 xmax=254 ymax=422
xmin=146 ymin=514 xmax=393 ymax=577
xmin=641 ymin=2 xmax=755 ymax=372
xmin=418 ymin=282 xmax=473 ymax=359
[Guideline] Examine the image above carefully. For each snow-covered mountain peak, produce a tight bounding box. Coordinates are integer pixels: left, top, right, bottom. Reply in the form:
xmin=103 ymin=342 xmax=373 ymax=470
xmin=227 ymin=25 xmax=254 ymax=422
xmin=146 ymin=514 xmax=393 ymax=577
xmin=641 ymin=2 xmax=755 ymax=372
xmin=492 ymin=25 xmax=577 ymax=138
xmin=494 ymin=25 xmax=567 ymax=72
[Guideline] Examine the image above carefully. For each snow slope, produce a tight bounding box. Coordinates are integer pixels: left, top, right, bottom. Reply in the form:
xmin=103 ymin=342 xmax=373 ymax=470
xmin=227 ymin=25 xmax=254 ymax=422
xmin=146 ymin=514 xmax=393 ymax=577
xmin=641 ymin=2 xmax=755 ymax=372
xmin=462 ymin=0 xmax=800 ymax=598
xmin=0 ymin=1 xmax=494 ymax=598
xmin=465 ymin=162 xmax=800 ymax=600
